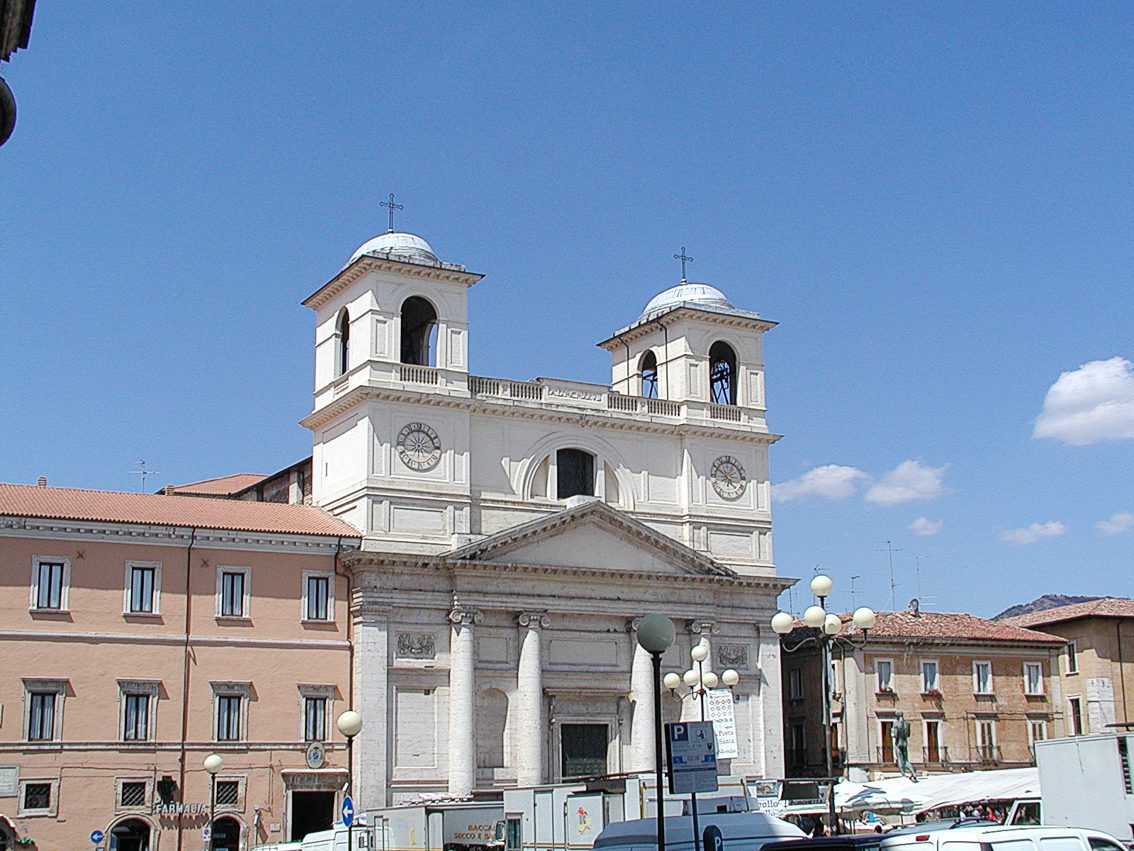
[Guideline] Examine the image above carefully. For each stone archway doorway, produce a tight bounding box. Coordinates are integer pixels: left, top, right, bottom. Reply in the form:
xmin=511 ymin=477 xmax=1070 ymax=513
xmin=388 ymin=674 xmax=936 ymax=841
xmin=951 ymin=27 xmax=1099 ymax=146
xmin=110 ymin=817 xmax=152 ymax=851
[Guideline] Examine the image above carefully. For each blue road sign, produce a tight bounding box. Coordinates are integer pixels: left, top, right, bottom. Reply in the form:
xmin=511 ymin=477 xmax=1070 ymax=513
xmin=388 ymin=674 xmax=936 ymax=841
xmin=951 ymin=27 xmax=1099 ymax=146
xmin=90 ymin=830 xmax=105 ymax=844
xmin=342 ymin=794 xmax=354 ymax=827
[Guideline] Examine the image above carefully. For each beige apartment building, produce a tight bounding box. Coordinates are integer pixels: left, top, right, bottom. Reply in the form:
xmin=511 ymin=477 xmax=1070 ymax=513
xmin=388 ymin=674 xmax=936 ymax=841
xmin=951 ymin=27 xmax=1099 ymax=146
xmin=781 ymin=605 xmax=1067 ymax=780
xmin=0 ymin=483 xmax=359 ymax=850
xmin=1003 ymin=598 xmax=1134 ymax=734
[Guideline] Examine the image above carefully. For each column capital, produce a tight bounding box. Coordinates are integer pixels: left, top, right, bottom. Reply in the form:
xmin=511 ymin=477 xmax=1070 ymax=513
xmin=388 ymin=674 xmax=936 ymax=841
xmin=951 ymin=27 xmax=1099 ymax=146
xmin=449 ymin=606 xmax=483 ymax=626
xmin=518 ymin=611 xmax=550 ymax=629
xmin=689 ymin=620 xmax=720 ymax=636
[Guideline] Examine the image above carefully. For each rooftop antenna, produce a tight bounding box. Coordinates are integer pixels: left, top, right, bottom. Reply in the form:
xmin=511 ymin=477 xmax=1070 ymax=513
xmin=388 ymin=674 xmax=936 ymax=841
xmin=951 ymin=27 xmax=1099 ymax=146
xmin=850 ymin=575 xmax=861 ymax=609
xmin=129 ymin=460 xmax=159 ymax=493
xmin=381 ymin=192 xmax=404 ymax=233
xmin=878 ymin=539 xmax=901 ymax=611
xmin=673 ymin=246 xmax=693 ymax=283
xmin=912 ymin=555 xmax=929 ymax=599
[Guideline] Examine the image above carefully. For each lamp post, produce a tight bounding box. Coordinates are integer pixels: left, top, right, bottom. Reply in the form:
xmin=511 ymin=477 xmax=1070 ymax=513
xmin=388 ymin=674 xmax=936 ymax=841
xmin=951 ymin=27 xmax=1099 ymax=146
xmin=203 ymin=753 xmax=224 ymax=850
xmin=337 ymin=710 xmax=363 ymax=850
xmin=636 ymin=614 xmax=676 ymax=851
xmin=662 ymin=646 xmax=741 ymax=851
xmin=772 ymin=575 xmax=876 ymax=836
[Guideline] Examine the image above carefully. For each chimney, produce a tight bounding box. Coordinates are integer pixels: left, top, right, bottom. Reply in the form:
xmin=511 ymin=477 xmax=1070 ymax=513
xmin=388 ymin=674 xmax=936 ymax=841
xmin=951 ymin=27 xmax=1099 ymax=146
xmin=36 ymin=476 xmax=47 ymax=488
xmin=908 ymin=598 xmax=921 ymax=616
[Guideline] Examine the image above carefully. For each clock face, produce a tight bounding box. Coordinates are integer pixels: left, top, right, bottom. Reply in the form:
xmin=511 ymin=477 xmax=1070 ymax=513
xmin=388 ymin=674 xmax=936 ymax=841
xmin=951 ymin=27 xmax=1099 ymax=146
xmin=711 ymin=455 xmax=747 ymax=500
xmin=396 ymin=422 xmax=442 ymax=472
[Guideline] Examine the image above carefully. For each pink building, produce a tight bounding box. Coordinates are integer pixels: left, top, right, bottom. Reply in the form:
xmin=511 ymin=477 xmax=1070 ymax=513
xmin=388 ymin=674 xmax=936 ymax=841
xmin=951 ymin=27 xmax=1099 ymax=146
xmin=0 ymin=483 xmax=360 ymax=850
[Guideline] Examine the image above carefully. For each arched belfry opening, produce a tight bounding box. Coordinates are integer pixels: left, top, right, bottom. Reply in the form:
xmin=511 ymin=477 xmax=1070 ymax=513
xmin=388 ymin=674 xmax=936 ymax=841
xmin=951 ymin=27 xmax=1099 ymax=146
xmin=639 ymin=350 xmax=658 ymax=398
xmin=709 ymin=341 xmax=737 ymax=405
xmin=401 ymin=296 xmax=438 ymax=366
xmin=336 ymin=308 xmax=351 ymax=376
xmin=557 ymin=448 xmax=595 ymax=499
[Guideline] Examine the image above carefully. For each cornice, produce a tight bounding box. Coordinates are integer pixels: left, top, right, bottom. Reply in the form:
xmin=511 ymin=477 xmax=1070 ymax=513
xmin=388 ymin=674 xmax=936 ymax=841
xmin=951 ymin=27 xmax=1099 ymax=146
xmin=0 ymin=629 xmax=349 ymax=650
xmin=0 ymin=518 xmax=351 ymax=553
xmin=302 ymin=383 xmax=780 ymax=444
xmin=598 ymin=307 xmax=778 ymax=351
xmin=303 ymin=255 xmax=483 ymax=311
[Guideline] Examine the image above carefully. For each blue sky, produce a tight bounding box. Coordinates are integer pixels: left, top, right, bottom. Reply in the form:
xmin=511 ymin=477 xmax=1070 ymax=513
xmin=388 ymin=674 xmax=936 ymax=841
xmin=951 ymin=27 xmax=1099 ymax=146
xmin=3 ymin=3 xmax=1131 ymax=617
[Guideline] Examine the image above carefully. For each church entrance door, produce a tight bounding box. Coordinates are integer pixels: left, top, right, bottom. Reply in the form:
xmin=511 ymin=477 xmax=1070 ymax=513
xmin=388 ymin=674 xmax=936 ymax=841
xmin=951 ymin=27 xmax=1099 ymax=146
xmin=561 ymin=723 xmax=608 ymax=779
xmin=291 ymin=790 xmax=335 ymax=841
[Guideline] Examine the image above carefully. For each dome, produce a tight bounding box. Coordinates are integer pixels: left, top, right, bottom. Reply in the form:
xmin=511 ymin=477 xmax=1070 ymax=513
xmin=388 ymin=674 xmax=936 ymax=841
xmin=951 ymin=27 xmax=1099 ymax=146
xmin=640 ymin=282 xmax=734 ymax=318
xmin=346 ymin=231 xmax=438 ymax=267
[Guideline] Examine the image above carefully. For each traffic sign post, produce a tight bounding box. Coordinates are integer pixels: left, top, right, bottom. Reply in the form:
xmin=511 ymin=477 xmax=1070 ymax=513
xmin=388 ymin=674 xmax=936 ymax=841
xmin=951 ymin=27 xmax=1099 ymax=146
xmin=342 ymin=793 xmax=354 ymax=826
xmin=90 ymin=829 xmax=105 ymax=845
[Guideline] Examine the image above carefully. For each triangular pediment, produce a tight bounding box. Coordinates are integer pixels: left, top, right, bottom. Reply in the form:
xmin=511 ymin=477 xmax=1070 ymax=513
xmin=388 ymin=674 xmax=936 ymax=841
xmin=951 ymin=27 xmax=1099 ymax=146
xmin=443 ymin=499 xmax=733 ymax=577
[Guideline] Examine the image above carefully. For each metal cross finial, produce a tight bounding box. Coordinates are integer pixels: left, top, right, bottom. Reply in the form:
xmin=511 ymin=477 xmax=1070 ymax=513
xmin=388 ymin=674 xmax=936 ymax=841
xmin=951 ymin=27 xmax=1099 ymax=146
xmin=380 ymin=193 xmax=404 ymax=233
xmin=673 ymin=247 xmax=693 ymax=282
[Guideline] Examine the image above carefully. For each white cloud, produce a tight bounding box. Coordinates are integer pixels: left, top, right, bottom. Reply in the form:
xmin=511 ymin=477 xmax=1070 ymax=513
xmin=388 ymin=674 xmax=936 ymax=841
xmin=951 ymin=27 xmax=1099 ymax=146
xmin=1096 ymin=510 xmax=1134 ymax=536
xmin=1001 ymin=521 xmax=1067 ymax=545
xmin=909 ymin=516 xmax=944 ymax=536
xmin=865 ymin=460 xmax=948 ymax=505
xmin=773 ymin=464 xmax=869 ymax=503
xmin=1033 ymin=356 xmax=1134 ymax=446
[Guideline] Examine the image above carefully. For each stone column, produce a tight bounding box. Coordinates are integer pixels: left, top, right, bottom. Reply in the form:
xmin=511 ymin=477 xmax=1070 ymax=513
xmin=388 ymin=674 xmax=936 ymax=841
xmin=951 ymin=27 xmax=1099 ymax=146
xmin=628 ymin=618 xmax=657 ymax=773
xmin=515 ymin=611 xmax=550 ymax=786
xmin=448 ymin=604 xmax=482 ymax=795
xmin=352 ymin=584 xmax=391 ymax=808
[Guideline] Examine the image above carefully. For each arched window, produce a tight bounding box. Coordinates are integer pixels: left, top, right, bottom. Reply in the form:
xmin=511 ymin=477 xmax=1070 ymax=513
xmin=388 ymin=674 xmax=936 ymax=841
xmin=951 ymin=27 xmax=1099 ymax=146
xmin=556 ymin=448 xmax=595 ymax=499
xmin=336 ymin=308 xmax=350 ymax=377
xmin=639 ymin=351 xmax=658 ymax=399
xmin=211 ymin=816 xmax=242 ymax=851
xmin=401 ymin=296 xmax=438 ymax=366
xmin=709 ymin=341 xmax=737 ymax=405
xmin=109 ymin=818 xmax=151 ymax=851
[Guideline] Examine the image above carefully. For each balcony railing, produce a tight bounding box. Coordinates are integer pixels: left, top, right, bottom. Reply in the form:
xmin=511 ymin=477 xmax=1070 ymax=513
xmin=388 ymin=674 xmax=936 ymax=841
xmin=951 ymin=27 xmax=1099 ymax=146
xmin=921 ymin=746 xmax=950 ymax=765
xmin=974 ymin=744 xmax=1002 ymax=765
xmin=400 ymin=364 xmax=439 ymax=385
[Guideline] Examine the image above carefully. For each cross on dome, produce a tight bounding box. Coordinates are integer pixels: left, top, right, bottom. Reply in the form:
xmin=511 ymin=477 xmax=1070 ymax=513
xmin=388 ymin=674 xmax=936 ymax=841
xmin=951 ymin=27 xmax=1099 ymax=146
xmin=380 ymin=193 xmax=404 ymax=233
xmin=673 ymin=247 xmax=693 ymax=282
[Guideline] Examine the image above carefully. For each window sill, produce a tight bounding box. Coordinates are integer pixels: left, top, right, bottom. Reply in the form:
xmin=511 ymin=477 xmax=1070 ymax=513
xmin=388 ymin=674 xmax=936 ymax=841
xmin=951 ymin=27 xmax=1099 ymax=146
xmin=301 ymin=618 xmax=335 ymax=626
xmin=1025 ymin=692 xmax=1046 ymax=699
xmin=28 ymin=608 xmax=70 ymax=616
xmin=123 ymin=612 xmax=163 ymax=620
xmin=215 ymin=616 xmax=252 ymax=624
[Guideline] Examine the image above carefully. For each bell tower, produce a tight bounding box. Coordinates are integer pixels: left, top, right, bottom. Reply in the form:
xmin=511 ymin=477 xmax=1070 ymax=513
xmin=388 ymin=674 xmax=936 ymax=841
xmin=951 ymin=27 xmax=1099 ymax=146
xmin=301 ymin=227 xmax=483 ymax=542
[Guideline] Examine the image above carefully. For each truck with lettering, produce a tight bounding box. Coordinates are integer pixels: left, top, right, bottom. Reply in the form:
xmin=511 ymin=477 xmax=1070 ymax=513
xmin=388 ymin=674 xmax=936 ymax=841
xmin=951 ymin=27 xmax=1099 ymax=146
xmin=369 ymin=802 xmax=505 ymax=851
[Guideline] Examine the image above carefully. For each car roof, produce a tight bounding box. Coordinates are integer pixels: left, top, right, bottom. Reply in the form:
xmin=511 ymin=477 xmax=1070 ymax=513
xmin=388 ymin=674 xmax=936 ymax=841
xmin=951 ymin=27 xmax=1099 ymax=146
xmin=762 ymin=837 xmax=884 ymax=850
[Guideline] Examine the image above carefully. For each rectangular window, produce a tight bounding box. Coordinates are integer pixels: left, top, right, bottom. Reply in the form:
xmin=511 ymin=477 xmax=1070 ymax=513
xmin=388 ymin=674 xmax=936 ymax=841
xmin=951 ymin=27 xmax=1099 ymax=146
xmin=876 ymin=658 xmax=894 ymax=692
xmin=23 ymin=782 xmax=51 ymax=811
xmin=1024 ymin=662 xmax=1044 ymax=696
xmin=125 ymin=562 xmax=160 ymax=614
xmin=27 ymin=692 xmax=56 ymax=741
xmin=215 ymin=780 xmax=240 ymax=807
xmin=880 ymin=719 xmax=895 ymax=763
xmin=787 ymin=668 xmax=804 ymax=700
xmin=31 ymin=556 xmax=69 ymax=611
xmin=218 ymin=568 xmax=249 ymax=618
xmin=1069 ymin=696 xmax=1083 ymax=735
xmin=1028 ymin=719 xmax=1047 ymax=751
xmin=304 ymin=696 xmax=327 ymax=742
xmin=304 ymin=574 xmax=331 ymax=621
xmin=975 ymin=719 xmax=997 ymax=761
xmin=1065 ymin=641 xmax=1079 ymax=674
xmin=217 ymin=695 xmax=242 ymax=741
xmin=924 ymin=719 xmax=942 ymax=763
xmin=123 ymin=694 xmax=150 ymax=741
xmin=973 ymin=660 xmax=993 ymax=694
xmin=120 ymin=781 xmax=147 ymax=808
xmin=921 ymin=659 xmax=939 ymax=693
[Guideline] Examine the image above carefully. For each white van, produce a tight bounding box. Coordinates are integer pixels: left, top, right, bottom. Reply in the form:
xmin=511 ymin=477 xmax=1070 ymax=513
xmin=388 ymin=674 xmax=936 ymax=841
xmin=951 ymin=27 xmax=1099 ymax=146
xmin=593 ymin=811 xmax=805 ymax=851
xmin=879 ymin=826 xmax=1130 ymax=851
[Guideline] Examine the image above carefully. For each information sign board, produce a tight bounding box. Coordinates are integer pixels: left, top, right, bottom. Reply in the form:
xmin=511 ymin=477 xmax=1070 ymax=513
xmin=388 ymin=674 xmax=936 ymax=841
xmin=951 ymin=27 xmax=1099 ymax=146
xmin=704 ymin=689 xmax=739 ymax=759
xmin=665 ymin=721 xmax=719 ymax=795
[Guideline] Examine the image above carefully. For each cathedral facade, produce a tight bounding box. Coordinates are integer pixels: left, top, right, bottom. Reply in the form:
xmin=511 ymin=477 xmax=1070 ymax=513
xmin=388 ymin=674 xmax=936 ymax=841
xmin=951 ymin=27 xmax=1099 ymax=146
xmin=302 ymin=227 xmax=791 ymax=806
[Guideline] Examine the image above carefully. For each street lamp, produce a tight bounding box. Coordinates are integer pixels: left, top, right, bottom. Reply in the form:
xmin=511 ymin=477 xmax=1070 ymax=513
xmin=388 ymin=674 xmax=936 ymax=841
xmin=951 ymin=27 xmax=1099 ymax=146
xmin=636 ymin=614 xmax=676 ymax=851
xmin=337 ymin=710 xmax=363 ymax=850
xmin=204 ymin=753 xmax=224 ymax=850
xmin=663 ymin=646 xmax=741 ymax=851
xmin=772 ymin=575 xmax=876 ymax=836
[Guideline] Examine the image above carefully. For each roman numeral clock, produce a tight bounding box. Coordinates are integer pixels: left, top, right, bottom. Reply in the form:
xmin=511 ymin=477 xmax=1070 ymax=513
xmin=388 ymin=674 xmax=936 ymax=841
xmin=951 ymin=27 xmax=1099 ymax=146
xmin=396 ymin=422 xmax=442 ymax=472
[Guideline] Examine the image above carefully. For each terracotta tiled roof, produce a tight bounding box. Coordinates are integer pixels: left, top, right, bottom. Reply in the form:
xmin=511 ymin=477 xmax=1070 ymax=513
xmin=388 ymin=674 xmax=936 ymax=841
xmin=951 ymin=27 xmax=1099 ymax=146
xmin=165 ymin=473 xmax=267 ymax=496
xmin=783 ymin=610 xmax=1065 ymax=645
xmin=1002 ymin=597 xmax=1134 ymax=627
xmin=0 ymin=483 xmax=360 ymax=538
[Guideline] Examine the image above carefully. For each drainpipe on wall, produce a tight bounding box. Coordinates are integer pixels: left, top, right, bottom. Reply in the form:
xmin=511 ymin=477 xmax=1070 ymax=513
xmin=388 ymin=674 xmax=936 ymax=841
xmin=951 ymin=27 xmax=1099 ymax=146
xmin=332 ymin=537 xmax=353 ymax=711
xmin=1117 ymin=620 xmax=1128 ymax=725
xmin=176 ymin=527 xmax=198 ymax=851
